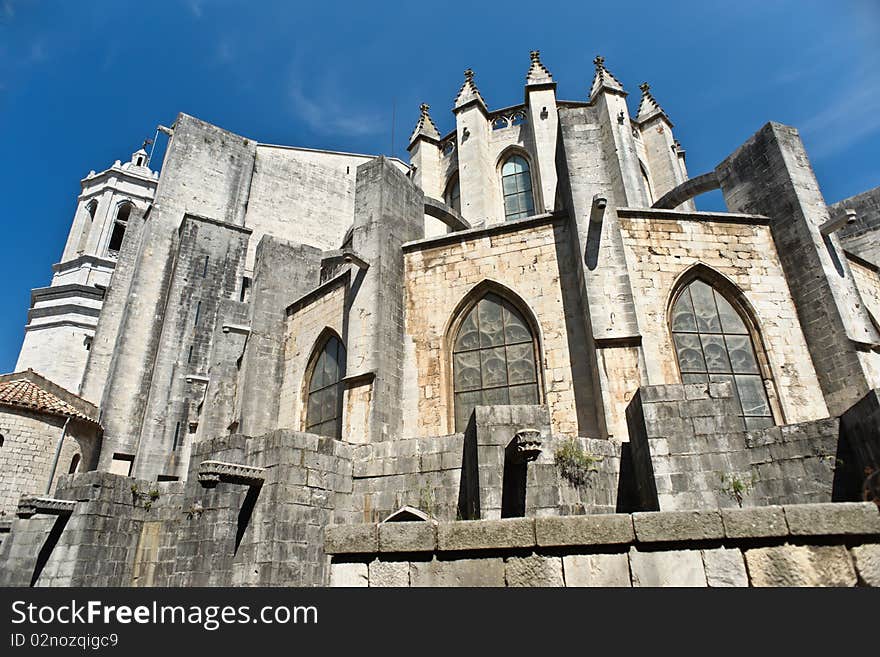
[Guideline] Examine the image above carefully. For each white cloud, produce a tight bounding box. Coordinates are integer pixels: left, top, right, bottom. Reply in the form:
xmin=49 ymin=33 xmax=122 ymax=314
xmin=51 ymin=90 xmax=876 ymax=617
xmin=800 ymin=67 xmax=880 ymax=160
xmin=288 ymin=77 xmax=384 ymax=138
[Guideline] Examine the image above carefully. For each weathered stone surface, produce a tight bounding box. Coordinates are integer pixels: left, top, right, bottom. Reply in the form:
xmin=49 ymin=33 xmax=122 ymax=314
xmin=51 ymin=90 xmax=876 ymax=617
xmin=850 ymin=544 xmax=880 ymax=587
xmin=745 ymin=545 xmax=857 ymax=587
xmin=783 ymin=502 xmax=880 ymax=536
xmin=535 ymin=514 xmax=634 ymax=547
xmin=368 ymin=560 xmax=410 ymax=587
xmin=702 ymin=548 xmax=748 ymax=587
xmin=505 ymin=555 xmax=564 ymax=587
xmin=633 ymin=510 xmax=724 ymax=543
xmin=437 ymin=518 xmax=535 ymax=551
xmin=329 ymin=562 xmax=368 ymax=587
xmin=378 ymin=522 xmax=436 ymax=553
xmin=563 ymin=553 xmax=631 ymax=587
xmin=409 ymin=557 xmax=505 ymax=587
xmin=721 ymin=506 xmax=788 ymax=538
xmin=323 ymin=524 xmax=378 ymax=554
xmin=629 ymin=547 xmax=707 ymax=587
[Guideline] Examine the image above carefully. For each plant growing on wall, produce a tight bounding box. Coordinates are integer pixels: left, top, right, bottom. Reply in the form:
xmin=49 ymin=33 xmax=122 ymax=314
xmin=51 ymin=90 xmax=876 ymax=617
xmin=555 ymin=439 xmax=602 ymax=487
xmin=130 ymin=484 xmax=160 ymax=511
xmin=719 ymin=471 xmax=757 ymax=508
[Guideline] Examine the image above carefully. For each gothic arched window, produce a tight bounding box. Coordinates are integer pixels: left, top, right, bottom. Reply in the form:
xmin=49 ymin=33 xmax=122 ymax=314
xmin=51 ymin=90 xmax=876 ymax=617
xmin=305 ymin=333 xmax=346 ymax=438
xmin=501 ymin=155 xmax=535 ymax=221
xmin=452 ymin=292 xmax=540 ymax=431
xmin=444 ymin=174 xmax=461 ymax=214
xmin=108 ymin=202 xmax=132 ymax=254
xmin=670 ymin=278 xmax=774 ymax=430
xmin=77 ymin=199 xmax=98 ymax=253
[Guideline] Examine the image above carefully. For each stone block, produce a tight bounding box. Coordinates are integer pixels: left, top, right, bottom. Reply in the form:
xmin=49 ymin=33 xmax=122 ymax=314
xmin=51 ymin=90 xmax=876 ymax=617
xmin=409 ymin=557 xmax=505 ymax=587
xmin=329 ymin=562 xmax=368 ymax=587
xmin=850 ymin=544 xmax=880 ymax=587
xmin=505 ymin=554 xmax=564 ymax=587
xmin=629 ymin=548 xmax=707 ymax=587
xmin=783 ymin=502 xmax=880 ymax=536
xmin=378 ymin=522 xmax=437 ymax=553
xmin=535 ymin=514 xmax=634 ymax=547
xmin=323 ymin=524 xmax=378 ymax=554
xmin=562 ymin=553 xmax=631 ymax=587
xmin=633 ymin=510 xmax=724 ymax=543
xmin=702 ymin=548 xmax=748 ymax=587
xmin=369 ymin=560 xmax=410 ymax=587
xmin=745 ymin=544 xmax=857 ymax=587
xmin=721 ymin=506 xmax=788 ymax=538
xmin=437 ymin=518 xmax=535 ymax=551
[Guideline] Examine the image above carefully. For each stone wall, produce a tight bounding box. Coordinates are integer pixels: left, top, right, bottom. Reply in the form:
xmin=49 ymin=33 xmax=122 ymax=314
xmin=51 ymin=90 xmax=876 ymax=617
xmin=325 ymin=503 xmax=880 ymax=586
xmin=0 ymin=410 xmax=98 ymax=518
xmin=627 ymin=382 xmax=840 ymax=511
xmin=848 ymin=254 xmax=880 ymax=326
xmin=833 ymin=185 xmax=880 ymax=266
xmin=402 ymin=215 xmax=599 ymax=440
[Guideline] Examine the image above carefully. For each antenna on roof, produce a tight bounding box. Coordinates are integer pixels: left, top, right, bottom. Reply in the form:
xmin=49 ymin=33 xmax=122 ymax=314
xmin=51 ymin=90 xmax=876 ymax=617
xmin=146 ymin=127 xmax=160 ymax=167
xmin=390 ymin=97 xmax=396 ymax=159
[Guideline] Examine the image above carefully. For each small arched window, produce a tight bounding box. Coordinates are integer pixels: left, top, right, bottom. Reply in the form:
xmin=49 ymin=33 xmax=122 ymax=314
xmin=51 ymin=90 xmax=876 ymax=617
xmin=68 ymin=454 xmax=81 ymax=474
xmin=452 ymin=292 xmax=540 ymax=431
xmin=670 ymin=278 xmax=774 ymax=430
xmin=108 ymin=202 xmax=133 ymax=253
xmin=305 ymin=334 xmax=347 ymax=438
xmin=501 ymin=155 xmax=535 ymax=221
xmin=444 ymin=175 xmax=461 ymax=214
xmin=77 ymin=200 xmax=99 ymax=253
xmin=640 ymin=162 xmax=654 ymax=205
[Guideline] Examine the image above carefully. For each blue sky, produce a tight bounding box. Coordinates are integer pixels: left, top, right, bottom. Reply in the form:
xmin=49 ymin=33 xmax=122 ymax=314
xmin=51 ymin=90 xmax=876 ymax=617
xmin=0 ymin=0 xmax=878 ymax=373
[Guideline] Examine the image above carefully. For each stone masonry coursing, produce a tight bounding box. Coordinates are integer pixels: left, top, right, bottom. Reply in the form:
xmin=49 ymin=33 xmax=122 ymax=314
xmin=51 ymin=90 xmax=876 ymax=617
xmin=325 ymin=504 xmax=880 ymax=587
xmin=3 ymin=52 xmax=880 ymax=586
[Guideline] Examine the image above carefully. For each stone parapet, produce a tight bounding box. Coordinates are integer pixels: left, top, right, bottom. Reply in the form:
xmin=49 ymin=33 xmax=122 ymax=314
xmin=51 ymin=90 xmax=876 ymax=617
xmin=326 ymin=503 xmax=880 ymax=587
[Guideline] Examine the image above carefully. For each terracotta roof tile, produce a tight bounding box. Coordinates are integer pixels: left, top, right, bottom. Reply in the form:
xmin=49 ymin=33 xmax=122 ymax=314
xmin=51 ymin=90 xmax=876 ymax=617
xmin=0 ymin=378 xmax=99 ymax=425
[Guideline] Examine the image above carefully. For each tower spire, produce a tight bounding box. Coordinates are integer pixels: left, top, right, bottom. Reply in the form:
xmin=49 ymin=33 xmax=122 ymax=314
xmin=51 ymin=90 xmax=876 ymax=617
xmin=409 ymin=102 xmax=441 ymax=146
xmin=526 ymin=50 xmax=554 ymax=86
xmin=636 ymin=82 xmax=672 ymax=125
xmin=454 ymin=68 xmax=487 ymax=112
xmin=589 ymin=55 xmax=625 ymax=99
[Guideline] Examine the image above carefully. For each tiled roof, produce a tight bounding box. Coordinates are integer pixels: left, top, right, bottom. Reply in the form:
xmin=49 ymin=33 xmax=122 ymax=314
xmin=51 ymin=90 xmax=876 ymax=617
xmin=0 ymin=374 xmax=100 ymax=426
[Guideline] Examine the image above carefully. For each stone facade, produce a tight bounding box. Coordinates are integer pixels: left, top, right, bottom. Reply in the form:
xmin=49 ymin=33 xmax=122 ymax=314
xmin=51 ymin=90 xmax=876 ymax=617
xmin=2 ymin=52 xmax=880 ymax=586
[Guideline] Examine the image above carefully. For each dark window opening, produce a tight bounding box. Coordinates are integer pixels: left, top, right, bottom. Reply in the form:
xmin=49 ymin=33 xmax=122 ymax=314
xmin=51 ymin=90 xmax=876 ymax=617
xmin=239 ymin=277 xmax=251 ymax=303
xmin=171 ymin=422 xmax=181 ymax=450
xmin=305 ymin=334 xmax=346 ymax=438
xmin=444 ymin=175 xmax=461 ymax=214
xmin=108 ymin=203 xmax=132 ymax=253
xmin=68 ymin=454 xmax=81 ymax=474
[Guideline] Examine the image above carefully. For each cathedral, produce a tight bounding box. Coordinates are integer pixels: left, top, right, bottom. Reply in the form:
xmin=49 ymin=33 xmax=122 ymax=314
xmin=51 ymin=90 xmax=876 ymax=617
xmin=0 ymin=52 xmax=878 ymax=587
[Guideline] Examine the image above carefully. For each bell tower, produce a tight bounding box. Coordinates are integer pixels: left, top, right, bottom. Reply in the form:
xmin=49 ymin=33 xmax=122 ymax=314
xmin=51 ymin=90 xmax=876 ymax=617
xmin=15 ymin=146 xmax=159 ymax=393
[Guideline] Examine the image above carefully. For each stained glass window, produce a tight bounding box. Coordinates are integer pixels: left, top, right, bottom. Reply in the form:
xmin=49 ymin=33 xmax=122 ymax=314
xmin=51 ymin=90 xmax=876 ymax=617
xmin=501 ymin=155 xmax=535 ymax=221
xmin=306 ymin=335 xmax=346 ymax=438
xmin=452 ymin=293 xmax=539 ymax=431
xmin=671 ymin=279 xmax=773 ymax=430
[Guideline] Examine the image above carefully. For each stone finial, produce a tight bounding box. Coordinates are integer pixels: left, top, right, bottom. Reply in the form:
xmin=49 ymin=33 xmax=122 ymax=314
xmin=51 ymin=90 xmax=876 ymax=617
xmin=454 ymin=67 xmax=487 ymax=111
xmin=409 ymin=102 xmax=441 ymax=146
xmin=589 ymin=54 xmax=625 ymax=98
xmin=526 ymin=49 xmax=554 ymax=86
xmin=636 ymin=81 xmax=672 ymax=125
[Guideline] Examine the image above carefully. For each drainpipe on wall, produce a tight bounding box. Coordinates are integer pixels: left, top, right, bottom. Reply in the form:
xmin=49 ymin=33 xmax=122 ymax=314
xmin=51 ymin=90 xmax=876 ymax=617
xmin=45 ymin=416 xmax=71 ymax=495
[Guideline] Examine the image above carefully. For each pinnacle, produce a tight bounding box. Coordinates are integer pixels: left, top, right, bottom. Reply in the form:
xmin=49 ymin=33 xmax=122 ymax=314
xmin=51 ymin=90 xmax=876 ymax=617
xmin=526 ymin=50 xmax=554 ymax=86
xmin=590 ymin=54 xmax=625 ymax=98
xmin=636 ymin=81 xmax=671 ymax=124
xmin=454 ymin=68 xmax=487 ymax=111
xmin=409 ymin=102 xmax=441 ymax=146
